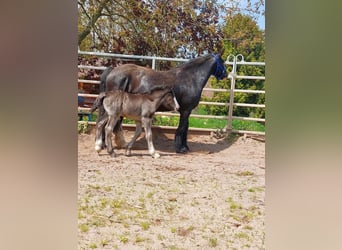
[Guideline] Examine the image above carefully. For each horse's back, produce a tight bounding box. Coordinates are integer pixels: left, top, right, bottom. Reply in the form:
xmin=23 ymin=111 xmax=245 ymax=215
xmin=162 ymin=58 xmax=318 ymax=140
xmin=105 ymin=64 xmax=151 ymax=92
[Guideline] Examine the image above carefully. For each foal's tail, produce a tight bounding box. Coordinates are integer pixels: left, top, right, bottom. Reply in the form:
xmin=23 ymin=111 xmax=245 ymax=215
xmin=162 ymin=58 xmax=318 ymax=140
xmin=90 ymin=92 xmax=107 ymax=113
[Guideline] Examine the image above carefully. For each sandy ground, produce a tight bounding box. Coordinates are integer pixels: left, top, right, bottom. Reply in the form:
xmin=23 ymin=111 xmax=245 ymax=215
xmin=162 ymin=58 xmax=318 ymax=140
xmin=78 ymin=129 xmax=265 ymax=249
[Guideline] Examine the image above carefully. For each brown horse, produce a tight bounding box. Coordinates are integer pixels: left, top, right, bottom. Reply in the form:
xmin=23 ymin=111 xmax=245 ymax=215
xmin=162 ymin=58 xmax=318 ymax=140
xmin=91 ymin=87 xmax=179 ymax=158
xmin=98 ymin=53 xmax=227 ymax=153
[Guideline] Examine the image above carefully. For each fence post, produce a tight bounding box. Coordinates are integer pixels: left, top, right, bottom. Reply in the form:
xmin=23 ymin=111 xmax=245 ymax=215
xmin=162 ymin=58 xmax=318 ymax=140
xmin=226 ymin=54 xmax=244 ymax=132
xmin=152 ymin=57 xmax=156 ymax=70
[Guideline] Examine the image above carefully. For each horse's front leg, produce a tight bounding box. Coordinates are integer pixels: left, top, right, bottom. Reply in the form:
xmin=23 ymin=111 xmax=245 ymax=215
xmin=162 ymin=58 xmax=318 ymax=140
xmin=175 ymin=110 xmax=191 ymax=153
xmin=125 ymin=121 xmax=142 ymax=156
xmin=142 ymin=117 xmax=160 ymax=158
xmin=105 ymin=115 xmax=120 ymax=157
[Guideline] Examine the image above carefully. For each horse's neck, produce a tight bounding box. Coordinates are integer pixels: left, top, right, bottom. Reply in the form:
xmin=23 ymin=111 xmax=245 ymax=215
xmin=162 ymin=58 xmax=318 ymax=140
xmin=177 ymin=56 xmax=214 ymax=88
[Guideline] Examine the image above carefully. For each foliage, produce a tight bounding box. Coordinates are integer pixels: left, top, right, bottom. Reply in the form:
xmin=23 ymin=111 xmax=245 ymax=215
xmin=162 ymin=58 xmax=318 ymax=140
xmin=78 ymin=121 xmax=91 ymax=134
xmin=205 ymin=13 xmax=265 ymax=118
xmin=78 ymin=0 xmax=264 ymax=58
xmin=78 ymin=0 xmax=226 ymax=59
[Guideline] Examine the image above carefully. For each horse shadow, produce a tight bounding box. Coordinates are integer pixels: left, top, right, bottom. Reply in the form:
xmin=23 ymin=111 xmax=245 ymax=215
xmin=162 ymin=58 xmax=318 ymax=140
xmin=124 ymin=128 xmax=240 ymax=156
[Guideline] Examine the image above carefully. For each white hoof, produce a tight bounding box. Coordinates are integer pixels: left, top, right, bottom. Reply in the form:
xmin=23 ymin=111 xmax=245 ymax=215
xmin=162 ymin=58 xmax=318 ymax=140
xmin=152 ymin=152 xmax=160 ymax=158
xmin=125 ymin=148 xmax=132 ymax=156
xmin=95 ymin=139 xmax=103 ymax=153
xmin=95 ymin=144 xmax=102 ymax=153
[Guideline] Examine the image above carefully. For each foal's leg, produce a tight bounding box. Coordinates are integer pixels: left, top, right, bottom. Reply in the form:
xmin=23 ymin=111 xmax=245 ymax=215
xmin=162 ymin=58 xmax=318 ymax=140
xmin=95 ymin=116 xmax=108 ymax=153
xmin=142 ymin=117 xmax=160 ymax=158
xmin=97 ymin=103 xmax=107 ymax=149
xmin=114 ymin=118 xmax=128 ymax=148
xmin=125 ymin=121 xmax=142 ymax=156
xmin=105 ymin=115 xmax=120 ymax=157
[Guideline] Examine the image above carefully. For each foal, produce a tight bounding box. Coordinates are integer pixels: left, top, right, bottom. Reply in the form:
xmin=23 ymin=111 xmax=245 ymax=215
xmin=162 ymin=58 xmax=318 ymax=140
xmin=91 ymin=87 xmax=179 ymax=158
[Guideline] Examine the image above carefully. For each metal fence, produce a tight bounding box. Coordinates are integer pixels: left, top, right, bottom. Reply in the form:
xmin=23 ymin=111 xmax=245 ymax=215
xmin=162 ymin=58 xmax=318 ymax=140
xmin=78 ymin=51 xmax=265 ymax=135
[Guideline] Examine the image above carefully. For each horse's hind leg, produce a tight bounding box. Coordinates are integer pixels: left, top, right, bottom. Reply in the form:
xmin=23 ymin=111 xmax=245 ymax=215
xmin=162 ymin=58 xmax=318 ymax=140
xmin=142 ymin=117 xmax=160 ymax=158
xmin=125 ymin=121 xmax=142 ymax=156
xmin=105 ymin=115 xmax=119 ymax=157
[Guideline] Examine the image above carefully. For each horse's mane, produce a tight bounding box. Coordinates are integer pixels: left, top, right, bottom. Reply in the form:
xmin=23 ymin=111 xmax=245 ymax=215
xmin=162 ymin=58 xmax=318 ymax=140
xmin=174 ymin=54 xmax=212 ymax=70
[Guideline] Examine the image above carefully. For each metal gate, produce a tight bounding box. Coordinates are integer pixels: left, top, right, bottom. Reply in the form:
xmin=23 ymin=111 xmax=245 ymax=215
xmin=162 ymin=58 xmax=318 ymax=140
xmin=78 ymin=51 xmax=265 ymax=135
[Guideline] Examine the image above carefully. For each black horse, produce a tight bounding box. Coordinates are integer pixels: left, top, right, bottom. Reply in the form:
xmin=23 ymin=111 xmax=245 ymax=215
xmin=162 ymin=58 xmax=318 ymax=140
xmin=98 ymin=53 xmax=227 ymax=153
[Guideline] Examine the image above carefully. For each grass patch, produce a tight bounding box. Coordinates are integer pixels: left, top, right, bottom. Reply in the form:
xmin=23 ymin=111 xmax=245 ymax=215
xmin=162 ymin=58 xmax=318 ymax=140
xmin=119 ymin=235 xmax=129 ymax=244
xmin=89 ymin=243 xmax=97 ymax=249
xmin=121 ymin=104 xmax=264 ymax=132
xmin=99 ymin=239 xmax=110 ymax=247
xmin=226 ymin=197 xmax=243 ymax=210
xmin=236 ymin=171 xmax=254 ymax=177
xmin=235 ymin=232 xmax=251 ymax=241
xmin=146 ymin=191 xmax=155 ymax=199
xmin=135 ymin=236 xmax=147 ymax=243
xmin=79 ymin=224 xmax=89 ymax=233
xmin=140 ymin=221 xmax=150 ymax=230
xmin=110 ymin=199 xmax=126 ymax=209
xmin=87 ymin=184 xmax=101 ymax=190
xmin=189 ymin=117 xmax=226 ymax=129
xmin=209 ymin=237 xmax=218 ymax=247
xmin=149 ymin=115 xmax=264 ymax=131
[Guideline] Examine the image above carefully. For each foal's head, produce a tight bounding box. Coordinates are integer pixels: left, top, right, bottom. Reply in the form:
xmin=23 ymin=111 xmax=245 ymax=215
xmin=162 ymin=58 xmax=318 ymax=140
xmin=149 ymin=87 xmax=180 ymax=112
xmin=161 ymin=89 xmax=180 ymax=112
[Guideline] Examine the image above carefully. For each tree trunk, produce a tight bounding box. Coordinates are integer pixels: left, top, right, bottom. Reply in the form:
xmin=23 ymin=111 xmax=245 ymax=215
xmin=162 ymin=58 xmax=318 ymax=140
xmin=78 ymin=0 xmax=110 ymax=46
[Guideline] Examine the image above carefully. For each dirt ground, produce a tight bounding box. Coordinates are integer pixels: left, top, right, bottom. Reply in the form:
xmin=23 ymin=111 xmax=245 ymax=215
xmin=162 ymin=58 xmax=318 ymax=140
xmin=78 ymin=129 xmax=265 ymax=249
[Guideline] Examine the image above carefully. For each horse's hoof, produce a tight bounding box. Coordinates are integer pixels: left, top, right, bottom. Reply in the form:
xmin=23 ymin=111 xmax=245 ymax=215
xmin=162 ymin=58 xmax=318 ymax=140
xmin=110 ymin=152 xmax=116 ymax=158
xmin=176 ymin=146 xmax=189 ymax=154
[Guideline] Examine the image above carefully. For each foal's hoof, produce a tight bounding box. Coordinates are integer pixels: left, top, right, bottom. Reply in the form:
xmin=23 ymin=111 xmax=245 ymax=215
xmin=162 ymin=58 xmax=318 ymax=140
xmin=125 ymin=149 xmax=132 ymax=156
xmin=95 ymin=145 xmax=102 ymax=153
xmin=152 ymin=152 xmax=160 ymax=158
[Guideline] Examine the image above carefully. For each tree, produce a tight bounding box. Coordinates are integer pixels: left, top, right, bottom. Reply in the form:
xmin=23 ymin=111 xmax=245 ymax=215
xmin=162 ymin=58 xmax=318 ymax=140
xmin=78 ymin=0 xmax=265 ymax=59
xmin=78 ymin=0 xmax=224 ymax=58
xmin=205 ymin=13 xmax=265 ymax=118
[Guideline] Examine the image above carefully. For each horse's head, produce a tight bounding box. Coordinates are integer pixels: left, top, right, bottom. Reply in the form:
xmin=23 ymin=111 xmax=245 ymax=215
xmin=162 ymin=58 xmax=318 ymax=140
xmin=212 ymin=54 xmax=227 ymax=80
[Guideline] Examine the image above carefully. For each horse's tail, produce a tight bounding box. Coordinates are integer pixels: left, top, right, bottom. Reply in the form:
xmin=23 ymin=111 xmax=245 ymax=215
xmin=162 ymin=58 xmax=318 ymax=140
xmin=100 ymin=66 xmax=113 ymax=92
xmin=90 ymin=92 xmax=107 ymax=113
